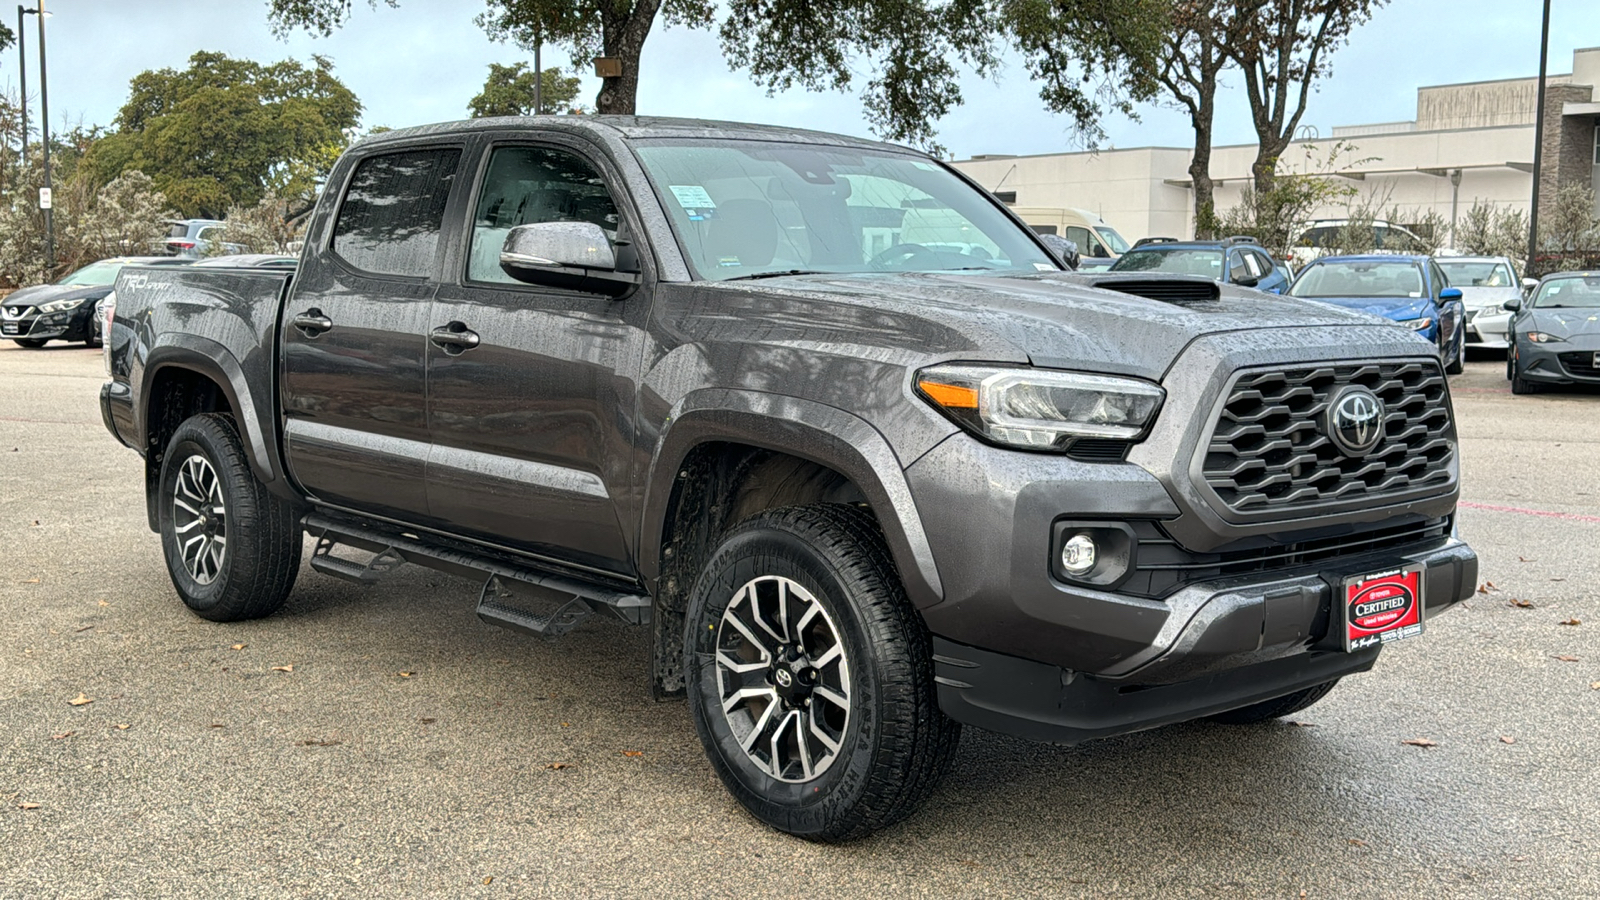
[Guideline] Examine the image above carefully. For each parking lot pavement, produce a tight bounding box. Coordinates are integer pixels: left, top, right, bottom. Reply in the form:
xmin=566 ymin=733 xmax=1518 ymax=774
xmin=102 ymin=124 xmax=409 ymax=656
xmin=2 ymin=341 xmax=1597 ymax=898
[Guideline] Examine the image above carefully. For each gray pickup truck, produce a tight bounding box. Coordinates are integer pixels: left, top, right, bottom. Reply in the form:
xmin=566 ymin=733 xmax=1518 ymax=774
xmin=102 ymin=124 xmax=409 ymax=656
xmin=102 ymin=117 xmax=1477 ymax=841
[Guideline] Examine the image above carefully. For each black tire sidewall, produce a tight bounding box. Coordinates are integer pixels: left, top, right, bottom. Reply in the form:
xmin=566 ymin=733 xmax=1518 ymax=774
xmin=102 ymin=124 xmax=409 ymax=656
xmin=158 ymin=432 xmax=238 ymax=613
xmin=686 ymin=524 xmax=882 ymax=835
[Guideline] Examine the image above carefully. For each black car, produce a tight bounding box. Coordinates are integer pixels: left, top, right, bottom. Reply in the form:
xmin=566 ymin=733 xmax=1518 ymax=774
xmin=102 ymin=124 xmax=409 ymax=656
xmin=1506 ymin=271 xmax=1600 ymax=394
xmin=3 ymin=256 xmax=192 ymax=348
xmin=1110 ymin=235 xmax=1291 ymax=293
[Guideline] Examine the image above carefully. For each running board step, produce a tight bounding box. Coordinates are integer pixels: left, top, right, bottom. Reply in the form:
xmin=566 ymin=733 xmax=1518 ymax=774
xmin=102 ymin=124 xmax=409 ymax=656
xmin=301 ymin=513 xmax=650 ymax=634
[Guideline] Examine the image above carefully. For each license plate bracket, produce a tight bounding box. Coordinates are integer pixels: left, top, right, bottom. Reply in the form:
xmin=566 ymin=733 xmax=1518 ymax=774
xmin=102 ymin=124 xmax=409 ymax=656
xmin=1342 ymin=565 xmax=1424 ymax=651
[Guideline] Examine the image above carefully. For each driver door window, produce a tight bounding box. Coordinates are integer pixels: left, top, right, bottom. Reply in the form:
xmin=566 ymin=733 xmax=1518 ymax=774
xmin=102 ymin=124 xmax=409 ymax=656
xmin=467 ymin=146 xmax=620 ymax=284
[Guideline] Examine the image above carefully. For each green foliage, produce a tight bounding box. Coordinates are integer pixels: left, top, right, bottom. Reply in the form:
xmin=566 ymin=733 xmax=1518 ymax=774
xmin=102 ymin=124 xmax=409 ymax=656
xmin=0 ymin=22 xmax=13 ymax=53
xmin=82 ymin=51 xmax=361 ymax=218
xmin=0 ymin=162 xmax=176 ymax=286
xmin=1454 ymin=200 xmax=1529 ymax=262
xmin=468 ymin=63 xmax=583 ymax=118
xmin=206 ymin=195 xmax=299 ymax=256
xmin=1539 ymin=185 xmax=1600 ymax=254
xmin=1217 ymin=142 xmax=1361 ymax=255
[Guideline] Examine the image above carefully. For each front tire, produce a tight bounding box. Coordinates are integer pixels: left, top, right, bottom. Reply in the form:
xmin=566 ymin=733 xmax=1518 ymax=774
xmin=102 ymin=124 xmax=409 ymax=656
xmin=1207 ymin=680 xmax=1339 ymax=724
xmin=685 ymin=505 xmax=959 ymax=841
xmin=1510 ymin=360 xmax=1540 ymax=395
xmin=1445 ymin=334 xmax=1464 ymax=375
xmin=13 ymin=338 xmax=48 ymax=349
xmin=158 ymin=413 xmax=301 ymax=621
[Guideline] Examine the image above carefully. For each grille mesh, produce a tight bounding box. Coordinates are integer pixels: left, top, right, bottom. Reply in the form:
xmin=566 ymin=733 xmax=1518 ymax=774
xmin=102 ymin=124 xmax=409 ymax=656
xmin=1202 ymin=361 xmax=1454 ymax=514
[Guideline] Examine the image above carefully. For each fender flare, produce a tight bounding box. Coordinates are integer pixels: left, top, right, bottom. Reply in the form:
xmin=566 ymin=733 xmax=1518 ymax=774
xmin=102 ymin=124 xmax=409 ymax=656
xmin=137 ymin=335 xmax=284 ymax=490
xmin=639 ymin=389 xmax=944 ymax=608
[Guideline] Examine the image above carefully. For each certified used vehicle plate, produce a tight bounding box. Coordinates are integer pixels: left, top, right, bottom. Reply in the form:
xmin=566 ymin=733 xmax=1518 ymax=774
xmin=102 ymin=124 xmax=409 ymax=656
xmin=1343 ymin=566 xmax=1424 ymax=651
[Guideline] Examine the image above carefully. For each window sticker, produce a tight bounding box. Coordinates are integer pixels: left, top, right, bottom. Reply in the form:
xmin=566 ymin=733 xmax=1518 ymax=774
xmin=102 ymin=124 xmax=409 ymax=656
xmin=1409 ymin=292 xmax=1422 ymax=298
xmin=717 ymin=256 xmax=742 ymax=268
xmin=670 ymin=185 xmax=716 ymax=208
xmin=1033 ymin=262 xmax=1055 ymax=271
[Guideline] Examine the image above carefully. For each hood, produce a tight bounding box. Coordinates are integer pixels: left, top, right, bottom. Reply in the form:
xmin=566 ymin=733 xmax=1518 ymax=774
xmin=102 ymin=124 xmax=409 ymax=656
xmin=2 ymin=283 xmax=109 ymax=309
xmin=702 ymin=271 xmax=1382 ymax=381
xmin=1298 ymin=294 xmax=1434 ymax=321
xmin=1456 ymin=285 xmax=1522 ymax=310
xmin=1527 ymin=308 xmax=1600 ymax=340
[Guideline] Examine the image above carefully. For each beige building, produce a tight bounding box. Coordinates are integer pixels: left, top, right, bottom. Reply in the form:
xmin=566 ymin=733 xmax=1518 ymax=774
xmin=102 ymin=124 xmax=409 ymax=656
xmin=951 ymin=47 xmax=1600 ymax=246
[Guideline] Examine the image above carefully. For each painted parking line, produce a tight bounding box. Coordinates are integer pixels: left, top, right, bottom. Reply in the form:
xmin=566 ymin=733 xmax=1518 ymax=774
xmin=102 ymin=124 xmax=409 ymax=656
xmin=1458 ymin=500 xmax=1600 ymax=524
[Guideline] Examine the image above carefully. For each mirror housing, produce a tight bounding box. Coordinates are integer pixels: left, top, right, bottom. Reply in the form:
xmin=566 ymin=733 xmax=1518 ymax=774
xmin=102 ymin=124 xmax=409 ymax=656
xmin=1522 ymin=277 xmax=1539 ymax=293
xmin=1037 ymin=234 xmax=1080 ymax=270
xmin=1439 ymin=287 xmax=1463 ymax=302
xmin=1235 ymin=274 xmax=1261 ymax=288
xmin=500 ymin=222 xmax=639 ymax=297
xmin=1501 ymin=298 xmax=1522 ymax=312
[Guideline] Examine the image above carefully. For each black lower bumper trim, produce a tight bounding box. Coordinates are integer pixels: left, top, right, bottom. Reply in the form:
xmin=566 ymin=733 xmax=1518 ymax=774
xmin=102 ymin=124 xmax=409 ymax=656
xmin=933 ymin=636 xmax=1380 ymax=746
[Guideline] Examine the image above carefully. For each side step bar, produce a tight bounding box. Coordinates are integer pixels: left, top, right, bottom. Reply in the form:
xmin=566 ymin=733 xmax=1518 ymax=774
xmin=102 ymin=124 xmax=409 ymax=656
xmin=302 ymin=513 xmax=650 ymax=636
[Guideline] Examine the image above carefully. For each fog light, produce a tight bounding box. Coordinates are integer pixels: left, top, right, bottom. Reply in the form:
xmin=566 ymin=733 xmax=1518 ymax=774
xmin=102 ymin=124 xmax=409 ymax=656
xmin=1060 ymin=533 xmax=1098 ymax=576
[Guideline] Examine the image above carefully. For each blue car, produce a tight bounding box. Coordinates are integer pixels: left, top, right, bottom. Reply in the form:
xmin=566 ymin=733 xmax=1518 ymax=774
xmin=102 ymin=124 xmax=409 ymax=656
xmin=1288 ymin=254 xmax=1467 ymax=374
xmin=1110 ymin=235 xmax=1291 ymax=293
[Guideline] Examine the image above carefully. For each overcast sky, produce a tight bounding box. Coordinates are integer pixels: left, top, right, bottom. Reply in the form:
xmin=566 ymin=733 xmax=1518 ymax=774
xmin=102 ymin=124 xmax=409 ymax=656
xmin=9 ymin=0 xmax=1597 ymax=161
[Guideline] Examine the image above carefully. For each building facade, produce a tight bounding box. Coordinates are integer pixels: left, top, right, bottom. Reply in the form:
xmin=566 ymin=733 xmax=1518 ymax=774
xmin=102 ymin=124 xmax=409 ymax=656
xmin=951 ymin=47 xmax=1600 ymax=247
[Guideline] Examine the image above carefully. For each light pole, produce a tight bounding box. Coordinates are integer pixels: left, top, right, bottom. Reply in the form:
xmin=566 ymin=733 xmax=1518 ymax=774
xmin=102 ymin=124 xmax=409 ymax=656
xmin=17 ymin=5 xmax=45 ymax=163
xmin=34 ymin=0 xmax=52 ymax=272
xmin=1527 ymin=0 xmax=1551 ymax=273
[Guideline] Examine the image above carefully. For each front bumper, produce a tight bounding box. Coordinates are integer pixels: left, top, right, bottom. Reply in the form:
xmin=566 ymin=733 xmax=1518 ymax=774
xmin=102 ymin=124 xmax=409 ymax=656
xmin=1466 ymin=308 xmax=1511 ymax=347
xmin=1516 ymin=338 xmax=1600 ymax=384
xmin=1 ymin=305 xmax=92 ymax=341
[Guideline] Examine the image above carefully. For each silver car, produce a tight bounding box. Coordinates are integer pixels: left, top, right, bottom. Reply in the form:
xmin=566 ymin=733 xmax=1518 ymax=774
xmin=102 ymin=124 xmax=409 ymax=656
xmin=1435 ymin=255 xmax=1523 ymax=350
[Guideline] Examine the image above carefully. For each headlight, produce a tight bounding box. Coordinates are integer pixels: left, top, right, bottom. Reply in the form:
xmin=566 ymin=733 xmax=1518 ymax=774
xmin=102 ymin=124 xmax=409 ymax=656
xmin=1400 ymin=317 xmax=1433 ymax=331
xmin=916 ymin=365 xmax=1165 ymax=451
xmin=38 ymin=296 xmax=89 ymax=314
xmin=1525 ymin=331 xmax=1565 ymax=343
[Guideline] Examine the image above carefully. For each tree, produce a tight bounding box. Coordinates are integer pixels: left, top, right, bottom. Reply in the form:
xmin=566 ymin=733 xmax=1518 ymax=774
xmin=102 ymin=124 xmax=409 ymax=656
xmin=81 ymin=51 xmax=361 ymax=218
xmin=0 ymin=162 xmax=175 ymax=286
xmin=208 ymin=194 xmax=300 ymax=255
xmin=269 ymin=0 xmax=992 ymax=150
xmin=468 ymin=63 xmax=582 ymax=117
xmin=1229 ymin=0 xmax=1384 ymax=194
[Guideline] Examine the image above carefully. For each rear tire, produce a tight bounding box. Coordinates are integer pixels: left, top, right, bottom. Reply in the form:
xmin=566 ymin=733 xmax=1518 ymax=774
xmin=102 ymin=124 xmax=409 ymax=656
xmin=1207 ymin=680 xmax=1339 ymax=724
xmin=684 ymin=504 xmax=960 ymax=841
xmin=158 ymin=413 xmax=300 ymax=621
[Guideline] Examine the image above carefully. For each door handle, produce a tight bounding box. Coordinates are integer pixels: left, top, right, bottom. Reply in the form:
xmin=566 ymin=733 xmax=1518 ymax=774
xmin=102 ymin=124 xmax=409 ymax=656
xmin=292 ymin=310 xmax=333 ymax=336
xmin=430 ymin=323 xmax=481 ymax=354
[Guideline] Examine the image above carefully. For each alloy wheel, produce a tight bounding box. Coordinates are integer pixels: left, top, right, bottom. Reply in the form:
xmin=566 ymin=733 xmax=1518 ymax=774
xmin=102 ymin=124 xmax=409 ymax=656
xmin=713 ymin=575 xmax=852 ymax=782
xmin=172 ymin=454 xmax=227 ymax=584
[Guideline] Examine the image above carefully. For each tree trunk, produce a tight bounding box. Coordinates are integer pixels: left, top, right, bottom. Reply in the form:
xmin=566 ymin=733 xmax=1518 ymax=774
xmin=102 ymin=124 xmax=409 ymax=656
xmin=1251 ymin=134 xmax=1289 ymax=195
xmin=595 ymin=0 xmax=662 ymax=115
xmin=1189 ymin=89 xmax=1217 ymax=239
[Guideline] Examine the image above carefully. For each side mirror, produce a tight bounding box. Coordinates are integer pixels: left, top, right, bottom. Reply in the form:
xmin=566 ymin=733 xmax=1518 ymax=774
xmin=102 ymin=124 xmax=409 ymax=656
xmin=1235 ymin=274 xmax=1261 ymax=288
xmin=1502 ymin=298 xmax=1522 ymax=312
xmin=1092 ymin=243 xmax=1110 ymax=258
xmin=1037 ymin=234 xmax=1080 ymax=270
xmin=1439 ymin=287 xmax=1463 ymax=302
xmin=1522 ymin=277 xmax=1539 ymax=293
xmin=500 ymin=222 xmax=638 ymax=297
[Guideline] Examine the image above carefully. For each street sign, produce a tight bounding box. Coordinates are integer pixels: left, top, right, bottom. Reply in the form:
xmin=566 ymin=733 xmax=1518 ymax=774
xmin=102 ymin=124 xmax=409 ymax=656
xmin=38 ymin=187 xmax=52 ymax=210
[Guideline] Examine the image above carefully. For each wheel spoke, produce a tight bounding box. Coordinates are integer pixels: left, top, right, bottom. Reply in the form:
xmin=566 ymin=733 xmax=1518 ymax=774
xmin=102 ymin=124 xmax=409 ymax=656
xmin=716 ymin=651 xmax=767 ymax=675
xmin=807 ymin=708 xmax=841 ymax=755
xmin=811 ymin=643 xmax=842 ymax=670
xmin=723 ymin=607 xmax=776 ymax=658
xmin=770 ymin=709 xmax=801 ymax=779
xmin=723 ymin=685 xmax=775 ymax=716
xmin=813 ymin=685 xmax=849 ymax=712
xmin=174 ymin=517 xmax=203 ymax=534
xmin=740 ymin=697 xmax=780 ymax=754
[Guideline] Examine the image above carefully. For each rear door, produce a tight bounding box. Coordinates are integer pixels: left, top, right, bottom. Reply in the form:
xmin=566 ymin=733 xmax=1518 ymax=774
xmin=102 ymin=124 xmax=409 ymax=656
xmin=424 ymin=139 xmax=654 ymax=577
xmin=280 ymin=143 xmax=467 ymax=521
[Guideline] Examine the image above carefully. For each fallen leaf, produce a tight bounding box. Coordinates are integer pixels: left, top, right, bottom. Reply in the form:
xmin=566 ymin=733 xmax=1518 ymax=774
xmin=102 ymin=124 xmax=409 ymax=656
xmin=1509 ymin=598 xmax=1535 ymax=609
xmin=114 ymin=724 xmax=130 ymax=731
xmin=622 ymin=750 xmax=644 ymax=758
xmin=1499 ymin=736 xmax=1516 ymax=744
xmin=420 ymin=717 xmax=437 ymax=725
xmin=30 ymin=520 xmax=40 ymax=526
xmin=18 ymin=802 xmax=40 ymax=810
xmin=18 ymin=578 xmax=39 ymax=584
xmin=1590 ymin=681 xmax=1600 ymax=691
xmin=67 ymin=693 xmax=93 ymax=707
xmin=560 ymin=722 xmax=570 ymax=728
xmin=1553 ymin=655 xmax=1579 ymax=663
xmin=298 ymin=739 xmax=341 ymax=747
xmin=1477 ymin=581 xmax=1497 ymax=593
xmin=396 ymin=671 xmax=414 ymax=678
xmin=1559 ymin=618 xmax=1581 ymax=626
xmin=1401 ymin=737 xmax=1438 ymax=748
xmin=1518 ymin=556 xmax=1536 ymax=563
xmin=208 ymin=723 xmax=225 ymax=729
xmin=483 ymin=877 xmax=493 ymax=885
xmin=1287 ymin=721 xmax=1317 ymax=728
xmin=96 ymin=600 xmax=108 ymax=607
xmin=74 ymin=625 xmax=94 ymax=633
xmin=1550 ymin=577 xmax=1566 ymax=582
xmin=230 ymin=643 xmax=246 ymax=650
xmin=51 ymin=731 xmax=74 ymax=740
xmin=271 ymin=665 xmax=294 ymax=673
xmin=545 ymin=762 xmax=571 ymax=770
xmin=1348 ymin=838 xmax=1368 ymax=847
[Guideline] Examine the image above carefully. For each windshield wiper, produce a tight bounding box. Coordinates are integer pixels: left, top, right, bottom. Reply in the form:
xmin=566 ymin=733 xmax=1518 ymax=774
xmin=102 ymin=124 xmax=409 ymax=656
xmin=722 ymin=269 xmax=831 ymax=282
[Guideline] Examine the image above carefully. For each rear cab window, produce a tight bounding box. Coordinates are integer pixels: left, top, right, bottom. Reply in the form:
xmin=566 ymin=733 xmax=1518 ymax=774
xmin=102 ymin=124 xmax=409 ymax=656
xmin=332 ymin=147 xmax=464 ymax=278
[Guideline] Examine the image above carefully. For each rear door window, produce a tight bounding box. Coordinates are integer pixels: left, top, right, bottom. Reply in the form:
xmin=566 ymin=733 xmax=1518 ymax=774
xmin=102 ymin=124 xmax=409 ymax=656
xmin=332 ymin=147 xmax=463 ymax=278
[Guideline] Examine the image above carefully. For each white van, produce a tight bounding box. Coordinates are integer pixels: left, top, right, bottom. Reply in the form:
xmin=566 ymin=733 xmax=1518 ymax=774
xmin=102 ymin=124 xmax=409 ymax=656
xmin=1010 ymin=207 xmax=1131 ymax=267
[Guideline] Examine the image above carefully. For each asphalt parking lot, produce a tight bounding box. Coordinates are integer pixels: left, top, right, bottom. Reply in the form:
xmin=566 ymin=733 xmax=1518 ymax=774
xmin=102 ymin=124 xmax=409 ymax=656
xmin=2 ymin=341 xmax=1597 ymax=898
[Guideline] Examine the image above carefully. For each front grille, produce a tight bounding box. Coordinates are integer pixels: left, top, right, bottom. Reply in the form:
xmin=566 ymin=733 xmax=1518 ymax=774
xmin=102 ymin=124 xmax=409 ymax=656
xmin=1558 ymin=351 xmax=1600 ymax=377
xmin=1121 ymin=516 xmax=1452 ymax=599
xmin=1202 ymin=361 xmax=1454 ymax=516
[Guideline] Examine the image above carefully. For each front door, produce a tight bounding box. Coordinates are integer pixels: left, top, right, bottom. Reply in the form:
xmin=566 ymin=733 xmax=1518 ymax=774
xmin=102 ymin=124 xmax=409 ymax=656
xmin=281 ymin=145 xmax=465 ymax=521
xmin=425 ymin=142 xmax=651 ymax=577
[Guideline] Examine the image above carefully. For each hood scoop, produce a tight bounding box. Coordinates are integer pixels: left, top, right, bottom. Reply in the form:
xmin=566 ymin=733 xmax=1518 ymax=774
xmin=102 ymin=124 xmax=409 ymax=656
xmin=1087 ymin=275 xmax=1220 ymax=304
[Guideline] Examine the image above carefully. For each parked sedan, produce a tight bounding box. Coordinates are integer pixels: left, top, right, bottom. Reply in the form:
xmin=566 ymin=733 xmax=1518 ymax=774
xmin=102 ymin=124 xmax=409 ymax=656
xmin=1289 ymin=254 xmax=1467 ymax=373
xmin=3 ymin=257 xmax=193 ymax=349
xmin=1505 ymin=271 xmax=1600 ymax=394
xmin=1110 ymin=236 xmax=1290 ymax=293
xmin=1436 ymin=255 xmax=1521 ymax=350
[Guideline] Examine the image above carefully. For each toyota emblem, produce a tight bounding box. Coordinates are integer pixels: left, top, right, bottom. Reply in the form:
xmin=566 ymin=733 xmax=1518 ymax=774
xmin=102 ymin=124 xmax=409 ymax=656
xmin=1326 ymin=387 xmax=1385 ymax=456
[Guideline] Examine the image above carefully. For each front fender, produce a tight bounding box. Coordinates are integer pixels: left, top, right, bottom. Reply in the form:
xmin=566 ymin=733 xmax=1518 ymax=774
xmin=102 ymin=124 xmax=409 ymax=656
xmin=639 ymin=389 xmax=944 ymax=608
xmin=136 ymin=335 xmax=284 ymax=491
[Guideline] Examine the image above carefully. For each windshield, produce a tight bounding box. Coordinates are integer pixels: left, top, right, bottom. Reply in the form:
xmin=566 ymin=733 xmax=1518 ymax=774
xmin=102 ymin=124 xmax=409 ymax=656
xmin=56 ymin=261 xmax=124 ymax=286
xmin=1110 ymin=248 xmax=1224 ymax=278
xmin=1095 ymin=226 xmax=1130 ymax=255
xmin=1532 ymin=276 xmax=1600 ymax=308
xmin=632 ymin=140 xmax=1056 ymax=281
xmin=1290 ymin=261 xmax=1425 ymax=298
xmin=1439 ymin=261 xmax=1514 ymax=287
